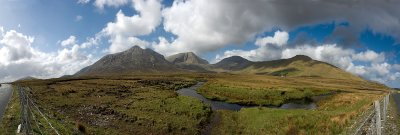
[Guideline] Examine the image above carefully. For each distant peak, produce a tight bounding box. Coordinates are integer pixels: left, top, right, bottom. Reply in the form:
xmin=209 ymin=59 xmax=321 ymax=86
xmin=166 ymin=52 xmax=209 ymax=64
xmin=129 ymin=45 xmax=143 ymax=50
xmin=185 ymin=52 xmax=195 ymax=55
xmin=124 ymin=45 xmax=156 ymax=54
xmin=223 ymin=56 xmax=249 ymax=61
xmin=177 ymin=52 xmax=197 ymax=56
xmin=290 ymin=55 xmax=312 ymax=61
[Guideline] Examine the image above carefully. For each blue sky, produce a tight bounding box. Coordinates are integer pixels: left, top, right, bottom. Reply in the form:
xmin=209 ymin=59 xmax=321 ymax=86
xmin=0 ymin=0 xmax=399 ymax=88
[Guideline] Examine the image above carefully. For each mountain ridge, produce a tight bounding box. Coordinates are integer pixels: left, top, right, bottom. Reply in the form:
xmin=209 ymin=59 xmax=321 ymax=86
xmin=74 ymin=45 xmax=364 ymax=81
xmin=75 ymin=46 xmax=180 ymax=76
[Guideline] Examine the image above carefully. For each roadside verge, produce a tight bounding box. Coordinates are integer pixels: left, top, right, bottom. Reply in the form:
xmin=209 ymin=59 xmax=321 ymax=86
xmin=0 ymin=86 xmax=21 ymax=134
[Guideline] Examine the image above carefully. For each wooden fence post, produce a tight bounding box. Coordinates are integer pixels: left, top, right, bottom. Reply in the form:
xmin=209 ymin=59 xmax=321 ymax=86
xmin=375 ymin=100 xmax=381 ymax=135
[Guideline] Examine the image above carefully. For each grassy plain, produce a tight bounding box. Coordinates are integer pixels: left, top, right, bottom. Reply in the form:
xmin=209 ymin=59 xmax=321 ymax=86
xmin=14 ymin=75 xmax=211 ymax=134
xmin=195 ymin=74 xmax=388 ymax=134
xmin=11 ymin=73 xmax=390 ymax=134
xmin=198 ymin=74 xmax=387 ymax=106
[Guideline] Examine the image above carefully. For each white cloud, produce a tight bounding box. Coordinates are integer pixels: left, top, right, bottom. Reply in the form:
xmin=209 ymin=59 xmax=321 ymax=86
xmin=77 ymin=0 xmax=90 ymax=4
xmin=371 ymin=63 xmax=390 ymax=76
xmin=94 ymin=0 xmax=129 ymax=9
xmin=101 ymin=0 xmax=162 ymax=53
xmin=61 ymin=35 xmax=77 ymax=47
xmin=255 ymin=31 xmax=289 ymax=47
xmin=106 ymin=35 xmax=150 ymax=53
xmin=0 ymin=28 xmax=95 ymax=83
xmin=80 ymin=33 xmax=103 ymax=49
xmin=389 ymin=72 xmax=400 ymax=81
xmin=352 ymin=50 xmax=385 ymax=63
xmin=154 ymin=0 xmax=276 ymax=55
xmin=0 ymin=30 xmax=35 ymax=61
xmin=75 ymin=15 xmax=83 ymax=22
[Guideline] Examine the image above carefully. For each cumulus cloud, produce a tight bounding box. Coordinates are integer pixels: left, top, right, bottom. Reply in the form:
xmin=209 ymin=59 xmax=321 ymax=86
xmin=0 ymin=28 xmax=95 ymax=82
xmin=154 ymin=0 xmax=276 ymax=55
xmin=352 ymin=50 xmax=385 ymax=63
xmin=255 ymin=31 xmax=289 ymax=47
xmin=0 ymin=30 xmax=35 ymax=61
xmin=94 ymin=0 xmax=128 ymax=9
xmin=77 ymin=0 xmax=91 ymax=4
xmin=61 ymin=36 xmax=77 ymax=47
xmin=101 ymin=0 xmax=162 ymax=53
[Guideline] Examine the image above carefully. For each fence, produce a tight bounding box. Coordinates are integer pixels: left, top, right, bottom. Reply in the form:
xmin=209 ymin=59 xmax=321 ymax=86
xmin=17 ymin=86 xmax=60 ymax=135
xmin=352 ymin=94 xmax=390 ymax=135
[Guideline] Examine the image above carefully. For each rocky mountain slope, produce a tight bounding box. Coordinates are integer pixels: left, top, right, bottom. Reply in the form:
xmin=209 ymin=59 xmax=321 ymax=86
xmin=75 ymin=46 xmax=179 ymax=75
xmin=166 ymin=52 xmax=209 ymax=65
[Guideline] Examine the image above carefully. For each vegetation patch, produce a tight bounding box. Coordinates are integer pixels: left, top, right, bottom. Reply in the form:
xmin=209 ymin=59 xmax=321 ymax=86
xmin=269 ymin=68 xmax=299 ymax=76
xmin=198 ymin=81 xmax=329 ymax=106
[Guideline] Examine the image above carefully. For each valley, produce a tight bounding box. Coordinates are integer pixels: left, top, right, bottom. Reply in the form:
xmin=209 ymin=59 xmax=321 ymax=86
xmin=0 ymin=46 xmax=392 ymax=134
xmin=1 ymin=1 xmax=399 ymax=134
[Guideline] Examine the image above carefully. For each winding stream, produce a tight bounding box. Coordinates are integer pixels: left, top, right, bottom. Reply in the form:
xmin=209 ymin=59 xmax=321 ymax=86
xmin=177 ymin=82 xmax=323 ymax=111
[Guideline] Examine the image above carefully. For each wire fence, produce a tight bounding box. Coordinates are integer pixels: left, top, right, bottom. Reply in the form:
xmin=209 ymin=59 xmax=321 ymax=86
xmin=17 ymin=86 xmax=60 ymax=135
xmin=352 ymin=94 xmax=390 ymax=135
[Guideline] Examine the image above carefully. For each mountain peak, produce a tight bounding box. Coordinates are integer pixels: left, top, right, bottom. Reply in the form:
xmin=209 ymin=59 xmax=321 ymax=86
xmin=166 ymin=52 xmax=209 ymax=65
xmin=75 ymin=46 xmax=178 ymax=75
xmin=125 ymin=45 xmax=147 ymax=52
xmin=213 ymin=56 xmax=253 ymax=70
xmin=290 ymin=55 xmax=313 ymax=61
xmin=130 ymin=45 xmax=142 ymax=50
xmin=221 ymin=56 xmax=250 ymax=63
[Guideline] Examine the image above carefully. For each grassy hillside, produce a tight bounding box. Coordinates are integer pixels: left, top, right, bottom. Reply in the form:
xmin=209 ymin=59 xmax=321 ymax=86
xmin=238 ymin=55 xmax=364 ymax=81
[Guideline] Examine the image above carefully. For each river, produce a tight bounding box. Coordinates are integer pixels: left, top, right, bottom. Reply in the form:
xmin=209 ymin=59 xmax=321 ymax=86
xmin=0 ymin=84 xmax=13 ymax=121
xmin=177 ymin=82 xmax=319 ymax=111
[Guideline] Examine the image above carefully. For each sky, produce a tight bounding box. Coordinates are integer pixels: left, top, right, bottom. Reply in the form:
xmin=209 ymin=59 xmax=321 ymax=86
xmin=0 ymin=0 xmax=399 ymax=88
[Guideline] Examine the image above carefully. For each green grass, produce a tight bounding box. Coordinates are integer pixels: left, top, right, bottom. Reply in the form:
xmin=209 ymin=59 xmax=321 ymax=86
xmin=14 ymin=76 xmax=211 ymax=134
xmin=0 ymin=86 xmax=21 ymax=134
xmin=198 ymin=82 xmax=329 ymax=106
xmin=269 ymin=68 xmax=299 ymax=76
xmin=213 ymin=93 xmax=375 ymax=135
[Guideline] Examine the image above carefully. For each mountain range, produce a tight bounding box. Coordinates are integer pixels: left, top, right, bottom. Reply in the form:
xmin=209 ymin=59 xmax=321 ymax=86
xmin=75 ymin=45 xmax=363 ymax=81
xmin=75 ymin=46 xmax=179 ymax=75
